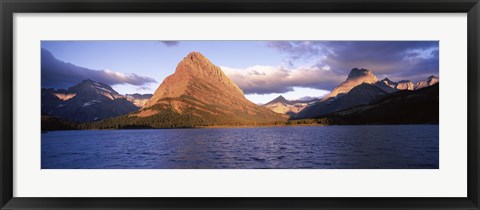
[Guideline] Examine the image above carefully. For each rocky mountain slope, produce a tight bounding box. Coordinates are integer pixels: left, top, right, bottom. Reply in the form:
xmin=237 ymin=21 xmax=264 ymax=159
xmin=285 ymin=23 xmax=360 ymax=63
xmin=321 ymin=68 xmax=378 ymax=101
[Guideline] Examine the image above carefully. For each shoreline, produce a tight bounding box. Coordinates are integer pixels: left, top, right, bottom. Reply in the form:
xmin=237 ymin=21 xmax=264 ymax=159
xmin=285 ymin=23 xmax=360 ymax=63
xmin=196 ymin=123 xmax=327 ymax=129
xmin=42 ymin=123 xmax=439 ymax=132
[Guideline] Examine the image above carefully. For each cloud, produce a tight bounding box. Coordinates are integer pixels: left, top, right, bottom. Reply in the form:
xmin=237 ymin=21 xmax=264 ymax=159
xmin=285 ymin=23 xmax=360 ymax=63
xmin=159 ymin=41 xmax=180 ymax=47
xmin=41 ymin=49 xmax=156 ymax=89
xmin=221 ymin=65 xmax=344 ymax=95
xmin=224 ymin=41 xmax=439 ymax=95
xmin=136 ymin=86 xmax=152 ymax=91
xmin=267 ymin=41 xmax=439 ymax=83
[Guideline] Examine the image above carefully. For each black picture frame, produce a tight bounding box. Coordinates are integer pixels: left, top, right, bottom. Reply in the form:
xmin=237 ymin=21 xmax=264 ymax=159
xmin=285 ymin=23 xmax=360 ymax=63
xmin=1 ymin=0 xmax=479 ymax=209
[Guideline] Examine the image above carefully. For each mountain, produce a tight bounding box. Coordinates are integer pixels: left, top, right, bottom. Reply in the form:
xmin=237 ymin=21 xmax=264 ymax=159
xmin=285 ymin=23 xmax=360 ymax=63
xmin=396 ymin=80 xmax=415 ymax=90
xmin=321 ymin=68 xmax=378 ymax=102
xmin=294 ymin=69 xmax=439 ymax=120
xmin=89 ymin=52 xmax=286 ymax=128
xmin=295 ymin=68 xmax=389 ymax=119
xmin=125 ymin=93 xmax=153 ymax=107
xmin=142 ymin=52 xmax=247 ymax=108
xmin=265 ymin=95 xmax=291 ymax=105
xmin=68 ymin=79 xmax=124 ymax=100
xmin=295 ymin=83 xmax=387 ymax=119
xmin=375 ymin=76 xmax=437 ymax=93
xmin=374 ymin=78 xmax=397 ymax=93
xmin=263 ymin=95 xmax=319 ymax=116
xmin=374 ymin=78 xmax=414 ymax=93
xmin=42 ymin=79 xmax=139 ymax=122
xmin=415 ymin=75 xmax=439 ymax=90
xmin=322 ymin=84 xmax=439 ymax=124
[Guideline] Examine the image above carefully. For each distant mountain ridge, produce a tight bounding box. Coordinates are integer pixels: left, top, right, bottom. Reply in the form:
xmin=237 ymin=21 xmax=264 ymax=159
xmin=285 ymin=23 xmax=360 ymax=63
xmin=262 ymin=95 xmax=319 ymax=116
xmin=375 ymin=78 xmax=415 ymax=93
xmin=414 ymin=75 xmax=439 ymax=89
xmin=292 ymin=68 xmax=439 ymax=119
xmin=125 ymin=93 xmax=153 ymax=107
xmin=42 ymin=79 xmax=139 ymax=122
xmin=265 ymin=95 xmax=291 ymax=105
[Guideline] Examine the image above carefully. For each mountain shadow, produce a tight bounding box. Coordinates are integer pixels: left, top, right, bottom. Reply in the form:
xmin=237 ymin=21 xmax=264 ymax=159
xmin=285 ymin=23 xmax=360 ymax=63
xmin=320 ymin=83 xmax=439 ymax=125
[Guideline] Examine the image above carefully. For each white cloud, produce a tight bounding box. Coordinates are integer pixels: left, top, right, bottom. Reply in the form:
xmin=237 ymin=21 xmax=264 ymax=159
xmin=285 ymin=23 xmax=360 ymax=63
xmin=221 ymin=65 xmax=344 ymax=95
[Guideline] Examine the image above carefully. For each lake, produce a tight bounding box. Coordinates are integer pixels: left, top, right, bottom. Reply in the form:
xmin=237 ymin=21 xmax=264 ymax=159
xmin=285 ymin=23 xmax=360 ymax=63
xmin=41 ymin=125 xmax=439 ymax=169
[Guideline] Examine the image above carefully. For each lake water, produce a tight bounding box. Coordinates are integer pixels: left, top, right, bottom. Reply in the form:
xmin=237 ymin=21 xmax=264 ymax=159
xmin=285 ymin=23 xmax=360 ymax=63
xmin=41 ymin=125 xmax=439 ymax=169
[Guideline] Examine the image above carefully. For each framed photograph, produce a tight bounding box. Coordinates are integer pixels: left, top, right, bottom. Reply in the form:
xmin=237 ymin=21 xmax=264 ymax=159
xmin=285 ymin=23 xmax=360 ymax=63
xmin=1 ymin=0 xmax=479 ymax=209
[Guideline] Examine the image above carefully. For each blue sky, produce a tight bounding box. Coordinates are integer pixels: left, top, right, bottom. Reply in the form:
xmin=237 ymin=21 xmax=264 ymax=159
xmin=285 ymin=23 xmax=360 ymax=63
xmin=41 ymin=41 xmax=439 ymax=104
